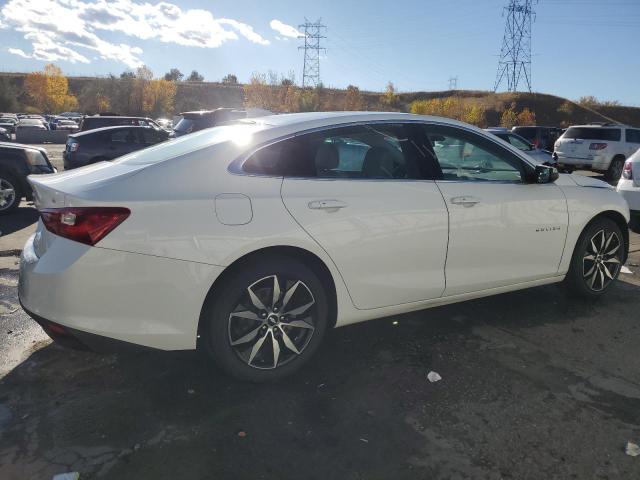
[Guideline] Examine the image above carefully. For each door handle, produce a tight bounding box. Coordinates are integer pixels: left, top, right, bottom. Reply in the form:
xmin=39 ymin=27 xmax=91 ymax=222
xmin=308 ymin=200 xmax=348 ymax=211
xmin=450 ymin=196 xmax=481 ymax=206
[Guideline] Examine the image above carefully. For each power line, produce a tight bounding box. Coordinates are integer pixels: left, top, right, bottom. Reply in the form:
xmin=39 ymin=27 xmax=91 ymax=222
xmin=298 ymin=18 xmax=326 ymax=88
xmin=448 ymin=76 xmax=458 ymax=90
xmin=494 ymin=0 xmax=538 ymax=93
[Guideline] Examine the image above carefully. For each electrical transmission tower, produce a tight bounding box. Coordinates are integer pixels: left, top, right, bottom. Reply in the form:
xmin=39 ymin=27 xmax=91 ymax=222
xmin=493 ymin=0 xmax=537 ymax=92
xmin=298 ymin=18 xmax=326 ymax=88
xmin=448 ymin=76 xmax=458 ymax=90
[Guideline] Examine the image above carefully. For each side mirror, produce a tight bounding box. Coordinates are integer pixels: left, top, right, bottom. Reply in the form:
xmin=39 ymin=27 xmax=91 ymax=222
xmin=534 ymin=164 xmax=559 ymax=184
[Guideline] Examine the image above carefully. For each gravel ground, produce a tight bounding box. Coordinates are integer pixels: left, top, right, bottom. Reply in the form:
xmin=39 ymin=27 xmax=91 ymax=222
xmin=1 ymin=144 xmax=640 ymax=479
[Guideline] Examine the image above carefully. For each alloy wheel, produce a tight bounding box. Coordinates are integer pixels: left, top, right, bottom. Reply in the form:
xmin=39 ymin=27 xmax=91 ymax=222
xmin=582 ymin=229 xmax=622 ymax=292
xmin=0 ymin=178 xmax=16 ymax=211
xmin=227 ymin=275 xmax=316 ymax=370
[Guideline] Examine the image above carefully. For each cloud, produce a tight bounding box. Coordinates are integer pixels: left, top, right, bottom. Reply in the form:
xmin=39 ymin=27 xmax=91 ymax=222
xmin=7 ymin=47 xmax=29 ymax=58
xmin=270 ymin=19 xmax=302 ymax=39
xmin=0 ymin=0 xmax=270 ymax=68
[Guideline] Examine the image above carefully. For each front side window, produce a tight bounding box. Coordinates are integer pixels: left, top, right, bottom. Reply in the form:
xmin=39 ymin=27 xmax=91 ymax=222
xmin=425 ymin=125 xmax=525 ymax=183
xmin=243 ymin=124 xmax=427 ymax=180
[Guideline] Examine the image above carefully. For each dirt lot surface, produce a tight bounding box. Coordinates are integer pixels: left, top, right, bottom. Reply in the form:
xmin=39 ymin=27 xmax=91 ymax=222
xmin=1 ymin=150 xmax=640 ymax=479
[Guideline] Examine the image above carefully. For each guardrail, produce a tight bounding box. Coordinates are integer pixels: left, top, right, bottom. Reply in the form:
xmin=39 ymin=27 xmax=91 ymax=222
xmin=15 ymin=129 xmax=69 ymax=144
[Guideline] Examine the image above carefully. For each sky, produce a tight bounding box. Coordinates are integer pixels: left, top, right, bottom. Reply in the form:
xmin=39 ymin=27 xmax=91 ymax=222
xmin=0 ymin=0 xmax=638 ymax=105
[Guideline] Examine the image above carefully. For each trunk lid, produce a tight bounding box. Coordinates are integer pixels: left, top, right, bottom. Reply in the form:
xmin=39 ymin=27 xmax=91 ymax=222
xmin=28 ymin=161 xmax=146 ymax=209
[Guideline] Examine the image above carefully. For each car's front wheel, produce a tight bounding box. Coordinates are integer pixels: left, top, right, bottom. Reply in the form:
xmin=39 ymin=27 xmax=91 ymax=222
xmin=606 ymin=156 xmax=625 ymax=182
xmin=565 ymin=217 xmax=625 ymax=298
xmin=202 ymin=256 xmax=329 ymax=382
xmin=0 ymin=173 xmax=21 ymax=215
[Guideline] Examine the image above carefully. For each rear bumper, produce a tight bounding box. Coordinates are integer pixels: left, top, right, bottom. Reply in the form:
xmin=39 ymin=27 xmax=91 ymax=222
xmin=21 ymin=300 xmax=155 ymax=353
xmin=19 ymin=231 xmax=224 ymax=350
xmin=555 ymin=153 xmax=610 ymax=171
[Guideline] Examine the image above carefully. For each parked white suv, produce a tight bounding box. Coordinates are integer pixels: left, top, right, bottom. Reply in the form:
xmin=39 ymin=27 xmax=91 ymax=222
xmin=554 ymin=124 xmax=640 ymax=181
xmin=617 ymin=150 xmax=640 ymax=232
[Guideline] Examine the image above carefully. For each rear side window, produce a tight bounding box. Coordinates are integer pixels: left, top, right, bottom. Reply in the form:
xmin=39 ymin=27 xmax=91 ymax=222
xmin=564 ymin=127 xmax=621 ymax=141
xmin=243 ymin=124 xmax=427 ymax=179
xmin=140 ymin=128 xmax=166 ymax=144
xmin=109 ymin=129 xmax=138 ymax=143
xmin=626 ymin=129 xmax=640 ymax=144
xmin=512 ymin=127 xmax=537 ymax=140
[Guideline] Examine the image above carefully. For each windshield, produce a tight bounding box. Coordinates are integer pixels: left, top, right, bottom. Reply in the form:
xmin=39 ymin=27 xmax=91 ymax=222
xmin=174 ymin=118 xmax=195 ymax=133
xmin=563 ymin=127 xmax=621 ymax=141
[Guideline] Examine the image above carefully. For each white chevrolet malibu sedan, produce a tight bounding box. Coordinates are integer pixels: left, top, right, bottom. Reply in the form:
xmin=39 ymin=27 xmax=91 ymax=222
xmin=19 ymin=112 xmax=630 ymax=381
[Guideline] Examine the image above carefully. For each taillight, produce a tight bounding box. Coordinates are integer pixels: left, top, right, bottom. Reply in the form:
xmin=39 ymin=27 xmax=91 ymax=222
xmin=589 ymin=143 xmax=608 ymax=150
xmin=39 ymin=207 xmax=130 ymax=246
xmin=623 ymin=161 xmax=633 ymax=180
xmin=68 ymin=141 xmax=79 ymax=152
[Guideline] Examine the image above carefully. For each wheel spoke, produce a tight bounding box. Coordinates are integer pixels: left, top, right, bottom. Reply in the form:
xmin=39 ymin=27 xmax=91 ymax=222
xmin=248 ymin=331 xmax=269 ymax=365
xmin=584 ymin=262 xmax=596 ymax=278
xmin=605 ymin=243 xmax=619 ymax=256
xmin=602 ymin=262 xmax=615 ymax=280
xmin=247 ymin=285 xmax=267 ymax=312
xmin=282 ymin=318 xmax=315 ymax=330
xmin=604 ymin=232 xmax=615 ymax=252
xmin=598 ymin=267 xmax=605 ymax=290
xmin=281 ymin=280 xmax=302 ymax=311
xmin=271 ymin=331 xmax=280 ymax=368
xmin=272 ymin=275 xmax=281 ymax=309
xmin=284 ymin=301 xmax=314 ymax=317
xmin=230 ymin=325 xmax=263 ymax=346
xmin=230 ymin=310 xmax=260 ymax=321
xmin=278 ymin=326 xmax=301 ymax=354
xmin=589 ymin=266 xmax=599 ymax=289
xmin=603 ymin=257 xmax=620 ymax=264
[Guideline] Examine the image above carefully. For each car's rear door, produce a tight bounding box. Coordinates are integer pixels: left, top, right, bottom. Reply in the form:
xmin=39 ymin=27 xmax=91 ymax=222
xmin=275 ymin=122 xmax=449 ymax=310
xmin=422 ymin=123 xmax=568 ymax=296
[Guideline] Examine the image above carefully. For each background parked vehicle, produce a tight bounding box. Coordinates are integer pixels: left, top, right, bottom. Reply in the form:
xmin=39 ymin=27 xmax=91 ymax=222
xmin=54 ymin=119 xmax=80 ymax=132
xmin=0 ymin=142 xmax=56 ymax=214
xmin=553 ymin=123 xmax=640 ymax=180
xmin=63 ymin=125 xmax=170 ymax=170
xmin=485 ymin=128 xmax=554 ymax=165
xmin=617 ymin=150 xmax=640 ymax=233
xmin=16 ymin=118 xmax=48 ymax=133
xmin=155 ymin=118 xmax=173 ymax=130
xmin=512 ymin=126 xmax=563 ymax=151
xmin=0 ymin=127 xmax=11 ymax=142
xmin=0 ymin=117 xmax=17 ymax=133
xmin=79 ymin=115 xmax=162 ymax=132
xmin=172 ymin=108 xmax=248 ymax=137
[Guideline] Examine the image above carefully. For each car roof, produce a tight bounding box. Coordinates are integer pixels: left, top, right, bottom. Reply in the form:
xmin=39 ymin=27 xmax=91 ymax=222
xmin=242 ymin=111 xmax=480 ymax=130
xmin=70 ymin=125 xmax=160 ymax=137
xmin=0 ymin=142 xmax=46 ymax=152
xmin=83 ymin=116 xmax=152 ymax=120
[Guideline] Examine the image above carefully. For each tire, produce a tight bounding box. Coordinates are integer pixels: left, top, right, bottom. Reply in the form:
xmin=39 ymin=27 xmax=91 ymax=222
xmin=202 ymin=255 xmax=329 ymax=382
xmin=0 ymin=172 xmax=22 ymax=215
xmin=565 ymin=217 xmax=625 ymax=298
xmin=605 ymin=156 xmax=625 ymax=182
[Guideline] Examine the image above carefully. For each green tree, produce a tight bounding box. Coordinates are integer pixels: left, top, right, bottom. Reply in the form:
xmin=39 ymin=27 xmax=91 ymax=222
xmin=163 ymin=68 xmax=183 ymax=82
xmin=221 ymin=74 xmax=238 ymax=85
xmin=187 ymin=70 xmax=204 ymax=82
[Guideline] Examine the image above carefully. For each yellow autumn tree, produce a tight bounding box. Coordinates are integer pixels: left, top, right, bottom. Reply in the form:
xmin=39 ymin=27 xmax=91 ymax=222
xmin=143 ymin=79 xmax=177 ymax=117
xmin=24 ymin=64 xmax=78 ymax=113
xmin=500 ymin=105 xmax=518 ymax=128
xmin=516 ymin=107 xmax=536 ymax=126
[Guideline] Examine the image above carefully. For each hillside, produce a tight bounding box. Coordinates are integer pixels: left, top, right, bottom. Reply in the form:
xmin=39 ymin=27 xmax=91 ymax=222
xmin=1 ymin=71 xmax=639 ymax=128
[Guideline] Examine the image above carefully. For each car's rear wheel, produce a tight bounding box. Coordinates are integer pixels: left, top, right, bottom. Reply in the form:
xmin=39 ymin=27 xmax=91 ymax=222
xmin=202 ymin=256 xmax=329 ymax=382
xmin=565 ymin=217 xmax=624 ymax=298
xmin=606 ymin=156 xmax=625 ymax=182
xmin=0 ymin=173 xmax=21 ymax=215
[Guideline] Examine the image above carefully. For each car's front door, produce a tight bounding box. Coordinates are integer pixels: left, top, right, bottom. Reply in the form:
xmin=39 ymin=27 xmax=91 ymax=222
xmin=422 ymin=123 xmax=568 ymax=296
xmin=274 ymin=123 xmax=449 ymax=309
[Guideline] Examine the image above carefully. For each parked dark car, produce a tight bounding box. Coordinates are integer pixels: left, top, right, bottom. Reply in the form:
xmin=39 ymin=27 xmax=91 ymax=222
xmin=0 ymin=117 xmax=17 ymax=133
xmin=79 ymin=115 xmax=162 ymax=132
xmin=0 ymin=143 xmax=56 ymax=214
xmin=63 ymin=125 xmax=170 ymax=170
xmin=173 ymin=108 xmax=248 ymax=137
xmin=0 ymin=127 xmax=10 ymax=142
xmin=511 ymin=126 xmax=563 ymax=151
